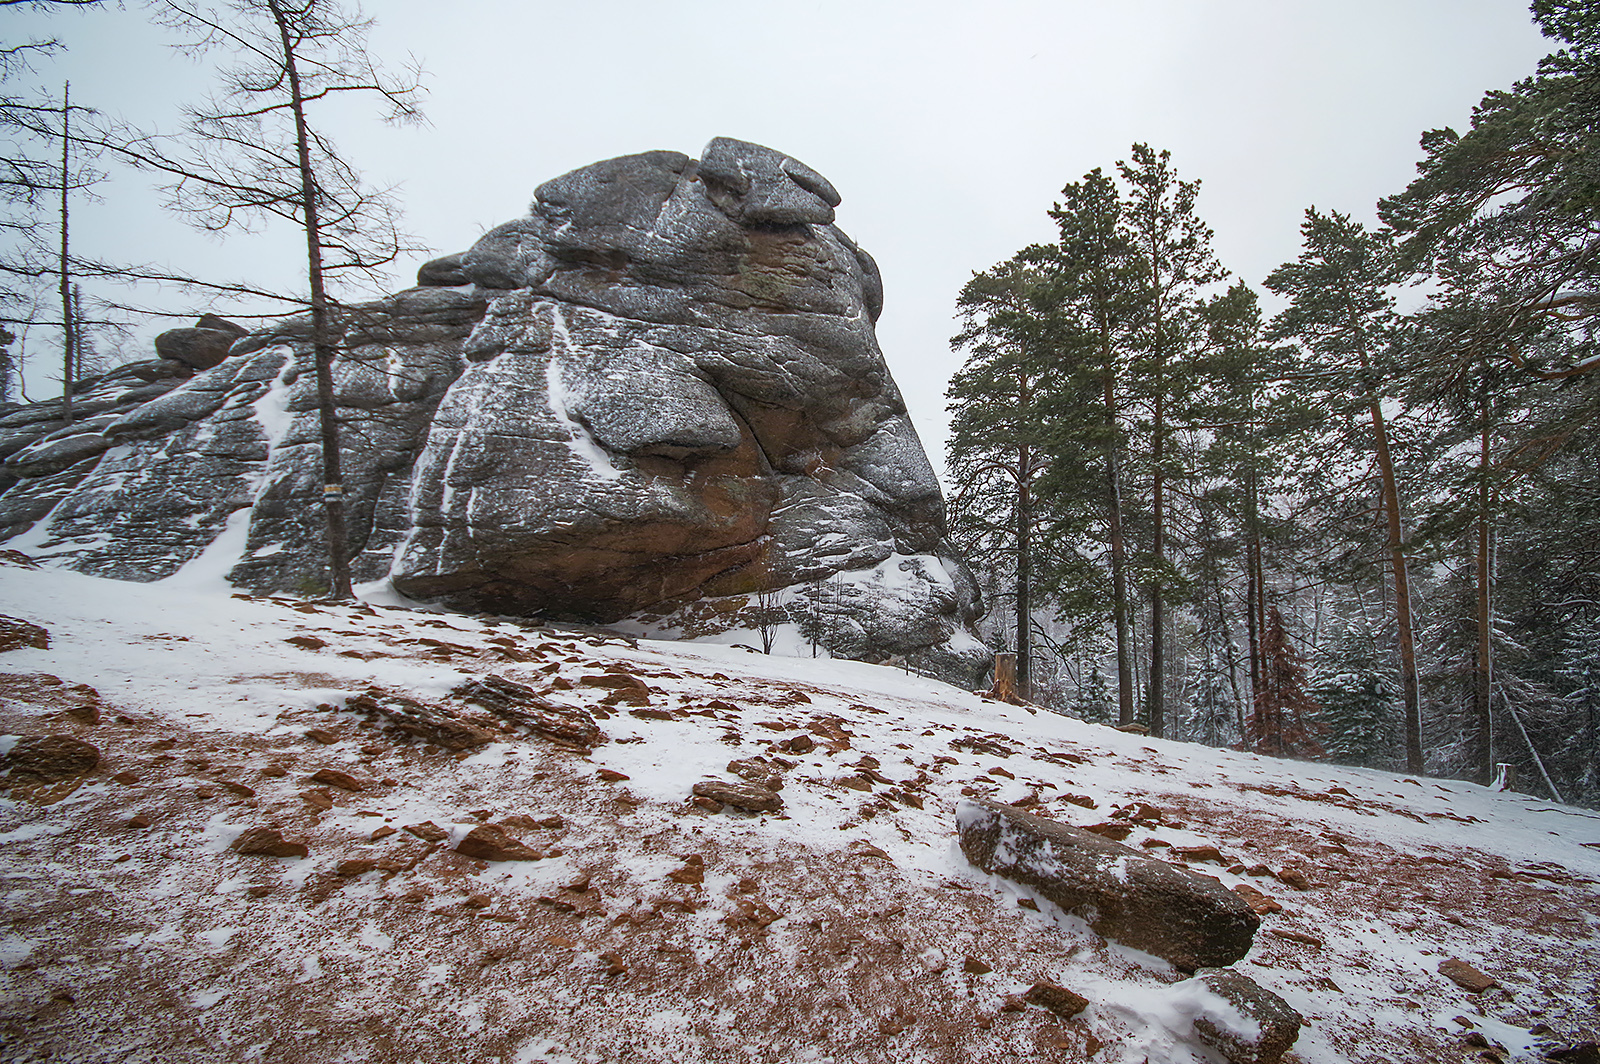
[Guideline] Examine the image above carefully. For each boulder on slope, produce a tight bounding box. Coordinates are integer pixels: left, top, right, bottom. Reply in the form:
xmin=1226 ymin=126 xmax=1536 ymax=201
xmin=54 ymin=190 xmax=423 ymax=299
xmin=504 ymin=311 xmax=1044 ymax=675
xmin=956 ymin=798 xmax=1260 ymax=971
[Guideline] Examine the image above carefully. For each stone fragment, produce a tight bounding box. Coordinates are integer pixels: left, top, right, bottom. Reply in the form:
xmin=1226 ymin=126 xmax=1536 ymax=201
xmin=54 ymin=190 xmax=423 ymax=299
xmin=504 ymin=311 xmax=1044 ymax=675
xmin=452 ymin=674 xmax=602 ymax=750
xmin=154 ymin=317 xmax=244 ymax=370
xmin=1023 ymin=982 xmax=1089 ymax=1019
xmin=231 ymin=826 xmax=309 ymax=859
xmin=2 ymin=734 xmax=98 ymax=781
xmin=1083 ymin=822 xmax=1134 ymax=841
xmin=456 ymin=824 xmax=543 ymax=861
xmin=726 ymin=757 xmax=784 ymax=790
xmin=957 ymin=798 xmax=1259 ymax=971
xmin=603 ymin=686 xmax=652 ymax=706
xmin=579 ymin=672 xmax=649 ymax=692
xmin=1438 ymin=958 xmax=1498 ymax=992
xmin=301 ymin=788 xmax=334 ymax=811
xmin=336 ymin=858 xmax=378 ymax=876
xmin=1174 ymin=844 xmax=1225 ymax=863
xmin=0 ymin=615 xmax=49 ymax=651
xmin=308 ymin=768 xmax=365 ymax=792
xmin=1275 ymin=866 xmax=1311 ymax=890
xmin=630 ymin=708 xmax=675 ymax=720
xmin=345 ymin=688 xmax=493 ymax=751
xmin=1232 ymin=884 xmax=1284 ymax=915
xmin=961 ymin=956 xmax=992 ymax=975
xmin=126 ymin=814 xmax=151 ymax=829
xmin=667 ymin=855 xmax=705 ymax=884
xmin=1188 ymin=969 xmax=1303 ymax=1064
xmin=403 ymin=821 xmax=449 ymax=843
xmin=692 ymin=778 xmax=783 ymax=814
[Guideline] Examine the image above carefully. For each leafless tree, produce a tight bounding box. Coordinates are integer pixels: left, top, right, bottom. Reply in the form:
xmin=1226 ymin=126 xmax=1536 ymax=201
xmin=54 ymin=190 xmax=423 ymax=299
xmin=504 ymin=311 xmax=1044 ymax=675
xmin=103 ymin=0 xmax=425 ymax=599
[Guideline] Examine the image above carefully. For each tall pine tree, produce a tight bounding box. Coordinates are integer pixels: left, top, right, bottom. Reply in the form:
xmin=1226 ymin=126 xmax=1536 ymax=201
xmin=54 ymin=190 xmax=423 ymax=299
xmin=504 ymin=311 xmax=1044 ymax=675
xmin=1119 ymin=144 xmax=1226 ymax=739
xmin=1266 ymin=209 xmax=1424 ymax=773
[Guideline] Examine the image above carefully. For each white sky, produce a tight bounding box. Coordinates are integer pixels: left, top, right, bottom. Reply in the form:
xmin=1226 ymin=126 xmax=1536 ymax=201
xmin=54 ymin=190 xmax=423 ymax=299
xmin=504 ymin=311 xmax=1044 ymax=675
xmin=6 ymin=0 xmax=1555 ymax=474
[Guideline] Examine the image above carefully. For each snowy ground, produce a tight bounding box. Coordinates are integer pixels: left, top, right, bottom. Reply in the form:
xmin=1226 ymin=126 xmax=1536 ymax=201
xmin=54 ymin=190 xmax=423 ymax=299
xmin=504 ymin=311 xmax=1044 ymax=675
xmin=2 ymin=556 xmax=1598 ymax=1063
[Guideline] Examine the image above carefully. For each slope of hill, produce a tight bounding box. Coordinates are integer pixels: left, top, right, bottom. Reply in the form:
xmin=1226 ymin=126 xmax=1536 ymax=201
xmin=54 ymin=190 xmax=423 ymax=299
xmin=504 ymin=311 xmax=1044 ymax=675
xmin=2 ymin=556 xmax=1597 ymax=1063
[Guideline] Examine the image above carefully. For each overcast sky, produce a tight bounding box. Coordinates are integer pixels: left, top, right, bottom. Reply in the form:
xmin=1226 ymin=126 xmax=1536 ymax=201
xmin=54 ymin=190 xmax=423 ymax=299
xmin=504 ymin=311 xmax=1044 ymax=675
xmin=7 ymin=0 xmax=1555 ymax=474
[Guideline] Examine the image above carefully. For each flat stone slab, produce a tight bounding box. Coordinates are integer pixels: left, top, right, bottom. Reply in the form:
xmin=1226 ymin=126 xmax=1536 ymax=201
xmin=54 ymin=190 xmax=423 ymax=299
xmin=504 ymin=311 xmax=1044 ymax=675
xmin=956 ymin=798 xmax=1259 ymax=971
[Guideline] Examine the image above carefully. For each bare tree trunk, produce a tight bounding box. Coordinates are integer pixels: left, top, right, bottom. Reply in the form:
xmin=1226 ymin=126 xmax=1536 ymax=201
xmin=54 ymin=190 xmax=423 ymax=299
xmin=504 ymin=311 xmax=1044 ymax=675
xmin=1150 ymin=385 xmax=1166 ymax=738
xmin=1105 ymin=364 xmax=1135 ymax=725
xmin=1147 ymin=247 xmax=1168 ymax=740
xmin=271 ymin=0 xmax=352 ymax=601
xmin=1472 ymin=395 xmax=1493 ymax=785
xmin=1015 ymin=445 xmax=1032 ymax=702
xmin=57 ymin=81 xmax=74 ymax=428
xmin=1358 ymin=349 xmax=1422 ymax=773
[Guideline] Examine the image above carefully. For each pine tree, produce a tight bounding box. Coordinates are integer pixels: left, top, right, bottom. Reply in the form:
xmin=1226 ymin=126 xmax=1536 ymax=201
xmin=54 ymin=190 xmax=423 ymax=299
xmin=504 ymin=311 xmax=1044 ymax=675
xmin=1266 ymin=209 xmax=1424 ymax=773
xmin=1380 ymin=0 xmax=1600 ymax=392
xmin=1192 ymin=282 xmax=1317 ymax=735
xmin=1037 ymin=167 xmax=1144 ymax=725
xmin=948 ymin=256 xmax=1063 ymax=699
xmin=1119 ymin=144 xmax=1226 ymax=739
xmin=1316 ymin=621 xmax=1398 ymax=768
xmin=1247 ymin=604 xmax=1326 ymax=760
xmin=1555 ymin=618 xmax=1600 ymax=807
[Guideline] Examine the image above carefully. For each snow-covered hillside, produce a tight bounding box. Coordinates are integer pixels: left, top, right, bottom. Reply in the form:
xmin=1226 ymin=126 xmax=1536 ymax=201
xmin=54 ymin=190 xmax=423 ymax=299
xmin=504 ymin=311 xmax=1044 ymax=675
xmin=2 ymin=557 xmax=1597 ymax=1063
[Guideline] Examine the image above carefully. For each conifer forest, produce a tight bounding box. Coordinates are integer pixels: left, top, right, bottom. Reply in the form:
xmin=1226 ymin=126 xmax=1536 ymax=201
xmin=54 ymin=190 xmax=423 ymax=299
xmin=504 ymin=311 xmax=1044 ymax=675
xmin=944 ymin=1 xmax=1600 ymax=808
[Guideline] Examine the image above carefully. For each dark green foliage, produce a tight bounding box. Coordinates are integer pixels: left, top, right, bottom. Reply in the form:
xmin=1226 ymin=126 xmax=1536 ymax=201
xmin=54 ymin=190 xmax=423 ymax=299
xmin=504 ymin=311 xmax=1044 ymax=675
xmin=1316 ymin=622 xmax=1398 ymax=768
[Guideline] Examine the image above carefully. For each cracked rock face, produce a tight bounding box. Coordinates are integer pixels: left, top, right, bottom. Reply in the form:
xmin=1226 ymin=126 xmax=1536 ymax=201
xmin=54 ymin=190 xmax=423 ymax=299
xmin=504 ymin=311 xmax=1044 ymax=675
xmin=0 ymin=139 xmax=986 ymax=681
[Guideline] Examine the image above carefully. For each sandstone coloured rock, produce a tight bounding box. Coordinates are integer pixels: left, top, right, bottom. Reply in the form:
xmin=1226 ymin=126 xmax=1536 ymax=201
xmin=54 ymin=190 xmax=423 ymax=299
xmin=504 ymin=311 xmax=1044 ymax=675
xmin=456 ymin=824 xmax=543 ymax=861
xmin=956 ymin=798 xmax=1260 ymax=971
xmin=1 ymin=734 xmax=99 ymax=782
xmin=692 ymin=778 xmax=784 ymax=814
xmin=0 ymin=614 xmax=49 ymax=651
xmin=0 ymin=139 xmax=986 ymax=682
xmin=231 ymin=826 xmax=309 ymax=859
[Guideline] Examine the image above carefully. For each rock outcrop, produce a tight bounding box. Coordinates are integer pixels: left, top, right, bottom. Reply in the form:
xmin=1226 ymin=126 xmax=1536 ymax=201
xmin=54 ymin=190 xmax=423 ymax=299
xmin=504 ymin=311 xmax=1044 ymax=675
xmin=956 ymin=798 xmax=1261 ymax=971
xmin=0 ymin=139 xmax=986 ymax=680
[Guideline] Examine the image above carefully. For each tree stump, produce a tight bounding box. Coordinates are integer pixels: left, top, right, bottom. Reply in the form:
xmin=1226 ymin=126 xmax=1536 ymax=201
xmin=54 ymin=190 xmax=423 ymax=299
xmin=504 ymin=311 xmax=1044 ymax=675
xmin=988 ymin=653 xmax=1019 ymax=703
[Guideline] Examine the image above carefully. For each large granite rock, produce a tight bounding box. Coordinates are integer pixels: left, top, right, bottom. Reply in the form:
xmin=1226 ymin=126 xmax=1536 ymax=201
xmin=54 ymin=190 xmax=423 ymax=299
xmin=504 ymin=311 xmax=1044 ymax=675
xmin=0 ymin=139 xmax=986 ymax=680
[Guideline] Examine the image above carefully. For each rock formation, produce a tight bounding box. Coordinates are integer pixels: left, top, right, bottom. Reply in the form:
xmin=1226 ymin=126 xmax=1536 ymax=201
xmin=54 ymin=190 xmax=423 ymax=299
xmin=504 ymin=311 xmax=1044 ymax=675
xmin=0 ymin=139 xmax=986 ymax=681
xmin=956 ymin=797 xmax=1262 ymax=971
